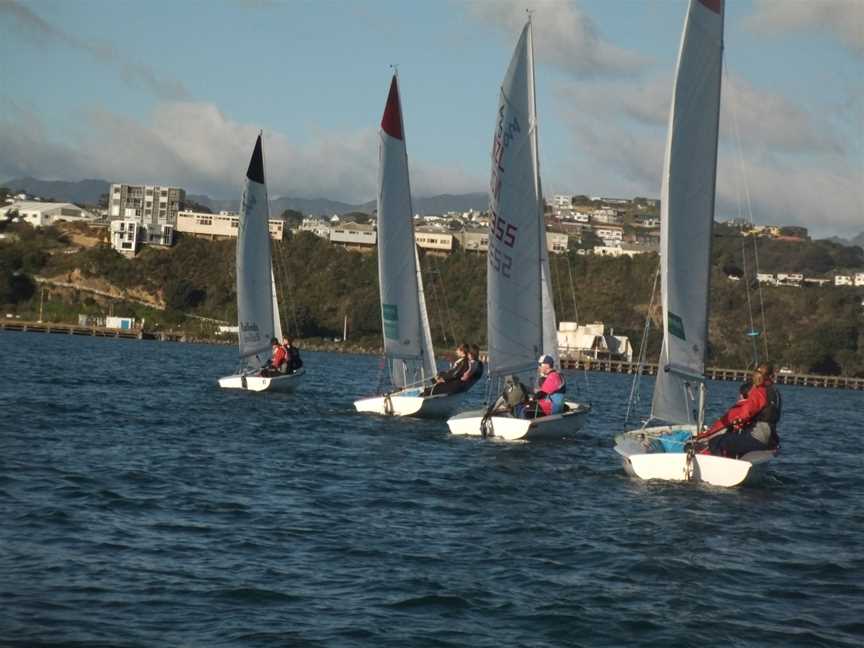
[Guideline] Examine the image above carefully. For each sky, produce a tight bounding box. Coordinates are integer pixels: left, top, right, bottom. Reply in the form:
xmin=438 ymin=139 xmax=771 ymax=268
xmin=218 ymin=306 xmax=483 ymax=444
xmin=0 ymin=0 xmax=861 ymax=238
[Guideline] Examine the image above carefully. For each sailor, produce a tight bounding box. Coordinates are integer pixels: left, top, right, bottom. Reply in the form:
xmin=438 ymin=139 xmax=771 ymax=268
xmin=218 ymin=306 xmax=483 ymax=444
xmin=700 ymin=363 xmax=780 ymax=457
xmin=281 ymin=336 xmax=303 ymax=374
xmin=459 ymin=344 xmax=484 ymax=388
xmin=262 ymin=337 xmax=287 ymax=376
xmin=428 ymin=344 xmax=470 ymax=395
xmin=533 ymin=354 xmax=566 ymax=416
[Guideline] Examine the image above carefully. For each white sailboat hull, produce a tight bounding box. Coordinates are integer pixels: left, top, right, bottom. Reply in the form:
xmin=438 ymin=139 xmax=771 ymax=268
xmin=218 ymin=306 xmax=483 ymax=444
xmin=447 ymin=402 xmax=590 ymax=441
xmin=218 ymin=368 xmax=305 ymax=393
xmin=353 ymin=391 xmax=465 ymax=418
xmin=615 ymin=425 xmax=777 ymax=488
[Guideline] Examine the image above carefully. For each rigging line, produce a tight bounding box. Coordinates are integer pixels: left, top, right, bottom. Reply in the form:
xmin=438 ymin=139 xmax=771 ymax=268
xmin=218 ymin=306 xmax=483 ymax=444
xmin=740 ymin=237 xmax=759 ymax=367
xmin=625 ymin=261 xmax=660 ymax=426
xmin=566 ymin=254 xmax=579 ymax=322
xmin=549 ymin=251 xmax=566 ymax=323
xmin=726 ymin=59 xmax=770 ymax=361
xmin=426 ymin=263 xmax=450 ymax=346
xmin=431 ymin=254 xmax=457 ymax=345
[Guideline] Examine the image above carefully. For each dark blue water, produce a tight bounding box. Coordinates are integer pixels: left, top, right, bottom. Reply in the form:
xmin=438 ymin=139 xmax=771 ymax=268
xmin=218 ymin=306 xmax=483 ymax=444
xmin=1 ymin=331 xmax=862 ymax=647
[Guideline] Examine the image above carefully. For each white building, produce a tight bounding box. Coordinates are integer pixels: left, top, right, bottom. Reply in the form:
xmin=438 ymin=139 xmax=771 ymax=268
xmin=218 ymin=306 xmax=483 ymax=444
xmin=591 ymin=208 xmax=622 ymax=225
xmin=552 ymin=194 xmax=573 ymax=208
xmin=757 ymin=273 xmax=777 ymax=286
xmin=176 ymin=210 xmax=284 ymax=240
xmin=299 ymin=216 xmax=332 ymax=239
xmin=330 ymin=222 xmax=377 ymax=247
xmin=776 ymin=273 xmax=803 ymax=287
xmin=455 ymin=229 xmax=489 ymax=252
xmin=546 ymin=231 xmax=569 ymax=254
xmin=592 ymin=243 xmax=650 ymax=258
xmin=855 ymin=273 xmax=864 ymax=287
xmin=834 ymin=274 xmax=853 ymax=286
xmin=108 ymin=183 xmax=185 ymax=248
xmin=557 ymin=322 xmax=633 ymax=362
xmin=110 ymin=220 xmax=144 ymax=256
xmin=0 ymin=201 xmax=96 ymax=227
xmin=415 ymin=228 xmax=453 ymax=253
xmin=595 ymin=225 xmax=624 ymax=246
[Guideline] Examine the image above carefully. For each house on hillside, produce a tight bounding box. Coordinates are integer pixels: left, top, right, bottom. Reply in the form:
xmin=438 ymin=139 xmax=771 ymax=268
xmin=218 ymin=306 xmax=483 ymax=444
xmin=0 ymin=201 xmax=97 ymax=227
xmin=557 ymin=322 xmax=632 ymax=362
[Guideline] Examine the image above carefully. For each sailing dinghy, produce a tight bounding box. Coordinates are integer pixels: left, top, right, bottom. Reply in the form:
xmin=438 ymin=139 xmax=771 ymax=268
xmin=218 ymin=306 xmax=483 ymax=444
xmin=218 ymin=135 xmax=305 ymax=393
xmin=614 ymin=0 xmax=775 ymax=486
xmin=446 ymin=18 xmax=590 ymax=440
xmin=354 ymin=75 xmax=469 ymax=418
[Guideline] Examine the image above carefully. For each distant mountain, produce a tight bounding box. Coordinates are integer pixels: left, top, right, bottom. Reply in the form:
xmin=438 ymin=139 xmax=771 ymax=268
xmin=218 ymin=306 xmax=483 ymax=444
xmin=3 ymin=176 xmax=489 ymax=216
xmin=188 ymin=192 xmax=489 ymax=217
xmin=3 ymin=177 xmax=110 ymax=205
xmin=826 ymin=232 xmax=864 ymax=249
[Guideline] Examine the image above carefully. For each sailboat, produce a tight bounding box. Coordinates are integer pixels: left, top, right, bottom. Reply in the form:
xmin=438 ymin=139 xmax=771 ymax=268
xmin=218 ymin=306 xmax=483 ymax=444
xmin=354 ymin=74 xmax=469 ymax=417
xmin=614 ymin=0 xmax=775 ymax=486
xmin=218 ymin=135 xmax=305 ymax=392
xmin=446 ymin=18 xmax=590 ymax=441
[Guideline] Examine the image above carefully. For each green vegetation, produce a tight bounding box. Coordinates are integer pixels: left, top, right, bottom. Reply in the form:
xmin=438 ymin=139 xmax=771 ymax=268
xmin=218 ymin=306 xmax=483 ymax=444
xmin=1 ymin=223 xmax=862 ymax=376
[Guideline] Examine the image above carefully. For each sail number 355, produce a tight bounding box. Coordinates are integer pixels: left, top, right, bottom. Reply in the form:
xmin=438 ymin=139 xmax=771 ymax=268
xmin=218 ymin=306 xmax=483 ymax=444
xmin=489 ymin=211 xmax=518 ymax=277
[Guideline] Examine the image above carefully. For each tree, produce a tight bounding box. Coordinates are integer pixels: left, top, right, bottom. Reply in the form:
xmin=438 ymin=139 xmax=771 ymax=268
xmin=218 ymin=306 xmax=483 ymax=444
xmin=279 ymin=209 xmax=304 ymax=228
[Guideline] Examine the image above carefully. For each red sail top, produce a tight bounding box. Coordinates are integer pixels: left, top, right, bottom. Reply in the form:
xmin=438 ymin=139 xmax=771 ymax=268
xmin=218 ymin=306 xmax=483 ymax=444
xmin=698 ymin=0 xmax=723 ymax=14
xmin=381 ymin=75 xmax=403 ymax=140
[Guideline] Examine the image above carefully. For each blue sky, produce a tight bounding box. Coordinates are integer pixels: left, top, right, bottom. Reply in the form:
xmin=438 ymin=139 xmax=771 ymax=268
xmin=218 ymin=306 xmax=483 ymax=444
xmin=1 ymin=0 xmax=861 ymax=237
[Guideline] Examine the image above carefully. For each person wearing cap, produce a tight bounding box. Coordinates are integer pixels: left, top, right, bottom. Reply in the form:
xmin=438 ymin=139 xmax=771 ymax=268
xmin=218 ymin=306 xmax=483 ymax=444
xmin=533 ymin=354 xmax=566 ymax=416
xmin=261 ymin=337 xmax=287 ymax=377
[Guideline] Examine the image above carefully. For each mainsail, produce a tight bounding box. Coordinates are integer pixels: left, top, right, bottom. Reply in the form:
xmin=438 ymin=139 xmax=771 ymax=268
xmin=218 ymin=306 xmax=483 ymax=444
xmin=487 ymin=20 xmax=544 ymax=379
xmin=651 ymin=0 xmax=724 ymax=423
xmin=377 ymin=75 xmax=436 ymax=388
xmin=236 ymin=135 xmax=277 ymax=366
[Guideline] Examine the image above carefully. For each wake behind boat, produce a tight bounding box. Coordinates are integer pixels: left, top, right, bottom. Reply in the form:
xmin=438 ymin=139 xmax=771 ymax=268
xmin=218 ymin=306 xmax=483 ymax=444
xmin=614 ymin=0 xmax=776 ymax=486
xmin=353 ymin=74 xmax=473 ymax=418
xmin=218 ymin=135 xmax=305 ymax=393
xmin=446 ymin=17 xmax=590 ymax=440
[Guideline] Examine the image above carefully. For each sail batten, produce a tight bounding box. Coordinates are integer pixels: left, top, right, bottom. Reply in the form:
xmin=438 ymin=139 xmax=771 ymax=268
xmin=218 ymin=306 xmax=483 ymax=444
xmin=651 ymin=0 xmax=724 ymax=424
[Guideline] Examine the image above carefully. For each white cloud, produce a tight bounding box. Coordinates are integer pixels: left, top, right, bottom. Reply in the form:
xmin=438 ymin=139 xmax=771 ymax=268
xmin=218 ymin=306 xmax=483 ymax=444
xmin=468 ymin=0 xmax=648 ymax=78
xmin=0 ymin=0 xmax=189 ymax=99
xmin=743 ymin=0 xmax=864 ymax=57
xmin=554 ymin=74 xmax=861 ymax=237
xmin=0 ymin=99 xmax=483 ymax=203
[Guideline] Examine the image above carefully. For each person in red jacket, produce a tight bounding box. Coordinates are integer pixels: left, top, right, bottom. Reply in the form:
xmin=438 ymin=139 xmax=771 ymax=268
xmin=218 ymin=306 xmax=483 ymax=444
xmin=698 ymin=364 xmax=777 ymax=457
xmin=261 ymin=337 xmax=287 ymax=376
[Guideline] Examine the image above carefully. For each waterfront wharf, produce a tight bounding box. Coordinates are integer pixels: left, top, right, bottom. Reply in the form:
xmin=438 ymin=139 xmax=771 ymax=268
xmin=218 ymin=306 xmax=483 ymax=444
xmin=0 ymin=319 xmax=186 ymax=342
xmin=2 ymin=320 xmax=861 ymax=391
xmin=556 ymin=357 xmax=864 ymax=391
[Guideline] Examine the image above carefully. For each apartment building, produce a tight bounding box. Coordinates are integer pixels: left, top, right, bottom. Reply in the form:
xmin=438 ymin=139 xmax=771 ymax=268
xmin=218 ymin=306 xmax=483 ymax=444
xmin=176 ymin=210 xmax=284 ymax=240
xmin=108 ymin=183 xmax=185 ymax=249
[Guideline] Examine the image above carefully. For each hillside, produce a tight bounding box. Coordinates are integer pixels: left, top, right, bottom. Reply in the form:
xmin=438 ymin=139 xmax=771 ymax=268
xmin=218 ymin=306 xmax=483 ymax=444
xmin=1 ymin=223 xmax=862 ymax=376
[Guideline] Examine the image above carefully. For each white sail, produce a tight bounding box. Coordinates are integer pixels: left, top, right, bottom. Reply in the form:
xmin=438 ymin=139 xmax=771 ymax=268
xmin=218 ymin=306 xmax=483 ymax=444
xmin=236 ymin=135 xmax=277 ymax=366
xmin=415 ymin=244 xmax=437 ymax=380
xmin=487 ymin=21 xmax=543 ymax=380
xmin=270 ymin=266 xmax=283 ymax=342
xmin=377 ymin=75 xmax=434 ymax=388
xmin=651 ymin=0 xmax=724 ymax=424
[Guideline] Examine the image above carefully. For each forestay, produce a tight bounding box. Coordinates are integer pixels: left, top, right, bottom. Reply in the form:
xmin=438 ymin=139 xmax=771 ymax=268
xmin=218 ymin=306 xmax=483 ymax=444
xmin=487 ymin=22 xmax=544 ymax=381
xmin=651 ymin=0 xmax=724 ymax=424
xmin=237 ymin=135 xmax=278 ymax=368
xmin=377 ymin=75 xmax=436 ymax=388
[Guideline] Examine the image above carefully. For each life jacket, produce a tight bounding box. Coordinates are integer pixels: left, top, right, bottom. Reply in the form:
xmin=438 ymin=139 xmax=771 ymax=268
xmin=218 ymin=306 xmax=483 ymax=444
xmin=539 ymin=370 xmax=566 ymax=395
xmin=284 ymin=345 xmax=303 ymax=371
xmin=755 ymin=384 xmax=781 ymax=425
xmin=756 ymin=383 xmax=781 ymax=444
